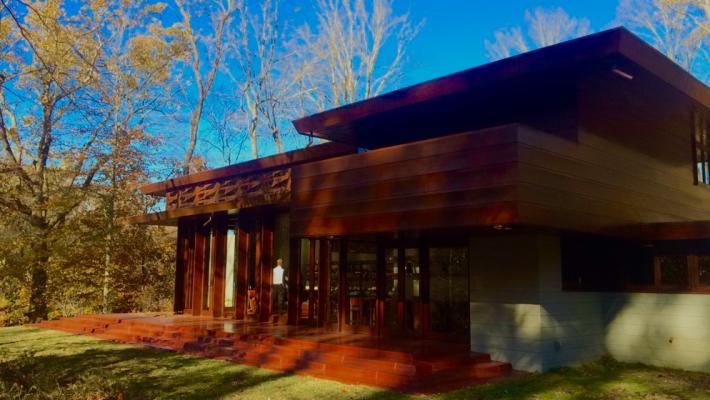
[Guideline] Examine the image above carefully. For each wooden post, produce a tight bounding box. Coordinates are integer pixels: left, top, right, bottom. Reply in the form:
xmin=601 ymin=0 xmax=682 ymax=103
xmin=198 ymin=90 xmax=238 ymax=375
xmin=191 ymin=223 xmax=207 ymax=316
xmin=211 ymin=213 xmax=227 ymax=318
xmin=235 ymin=225 xmax=249 ymax=320
xmin=287 ymin=238 xmax=301 ymax=325
xmin=338 ymin=239 xmax=348 ymax=331
xmin=174 ymin=219 xmax=187 ymax=313
xmin=318 ymin=239 xmax=331 ymax=327
xmin=259 ymin=216 xmax=274 ymax=322
xmin=184 ymin=223 xmax=195 ymax=310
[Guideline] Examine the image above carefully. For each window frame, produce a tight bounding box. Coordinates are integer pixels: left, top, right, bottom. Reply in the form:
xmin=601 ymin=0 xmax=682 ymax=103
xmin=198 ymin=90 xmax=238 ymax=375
xmin=625 ymin=253 xmax=710 ymax=294
xmin=693 ymin=112 xmax=710 ymax=186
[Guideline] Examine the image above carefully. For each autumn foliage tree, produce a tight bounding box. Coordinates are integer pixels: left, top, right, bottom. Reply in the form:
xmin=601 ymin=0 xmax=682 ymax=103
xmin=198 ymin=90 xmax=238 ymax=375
xmin=0 ymin=0 xmax=423 ymax=325
xmin=0 ymin=0 xmax=178 ymax=323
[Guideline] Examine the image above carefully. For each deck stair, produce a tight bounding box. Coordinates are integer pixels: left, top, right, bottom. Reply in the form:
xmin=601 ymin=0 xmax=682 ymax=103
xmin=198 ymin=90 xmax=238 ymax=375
xmin=36 ymin=314 xmax=512 ymax=392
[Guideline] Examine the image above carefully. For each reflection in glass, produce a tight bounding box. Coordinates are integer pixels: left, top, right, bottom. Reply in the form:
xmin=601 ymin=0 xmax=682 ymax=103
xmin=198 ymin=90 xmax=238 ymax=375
xmin=698 ymin=255 xmax=710 ymax=286
xmin=430 ymin=247 xmax=469 ymax=336
xmin=224 ymin=229 xmax=236 ymax=307
xmin=384 ymin=248 xmax=399 ymax=329
xmin=329 ymin=241 xmax=341 ymax=324
xmin=347 ymin=241 xmax=377 ymax=326
xmin=658 ymin=255 xmax=689 ymax=287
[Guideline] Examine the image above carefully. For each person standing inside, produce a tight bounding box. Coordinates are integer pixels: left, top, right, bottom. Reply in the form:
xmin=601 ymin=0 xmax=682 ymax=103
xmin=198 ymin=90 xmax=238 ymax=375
xmin=272 ymin=258 xmax=286 ymax=317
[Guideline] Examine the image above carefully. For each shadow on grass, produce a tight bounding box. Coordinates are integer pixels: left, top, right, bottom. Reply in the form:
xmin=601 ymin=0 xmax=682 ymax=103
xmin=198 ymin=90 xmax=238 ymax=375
xmin=0 ymin=328 xmax=298 ymax=400
xmin=4 ymin=328 xmax=710 ymax=400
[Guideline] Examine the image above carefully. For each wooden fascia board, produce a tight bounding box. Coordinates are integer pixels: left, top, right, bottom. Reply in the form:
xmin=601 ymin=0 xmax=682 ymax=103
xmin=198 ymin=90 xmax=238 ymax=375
xmin=140 ymin=142 xmax=356 ymax=196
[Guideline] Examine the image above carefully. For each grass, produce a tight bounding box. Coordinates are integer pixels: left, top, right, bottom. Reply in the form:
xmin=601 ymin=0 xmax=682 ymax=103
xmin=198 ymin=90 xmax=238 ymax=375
xmin=1 ymin=327 xmax=710 ymax=400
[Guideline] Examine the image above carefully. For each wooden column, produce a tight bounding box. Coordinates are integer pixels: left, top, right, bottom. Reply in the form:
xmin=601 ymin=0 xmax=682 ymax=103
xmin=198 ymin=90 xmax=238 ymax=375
xmin=375 ymin=242 xmax=386 ymax=336
xmin=338 ymin=239 xmax=348 ymax=331
xmin=174 ymin=219 xmax=188 ymax=313
xmin=258 ymin=217 xmax=274 ymax=322
xmin=191 ymin=224 xmax=207 ymax=316
xmin=235 ymin=225 xmax=249 ymax=320
xmin=318 ymin=239 xmax=331 ymax=327
xmin=210 ymin=214 xmax=227 ymax=318
xmin=287 ymin=238 xmax=301 ymax=325
xmin=184 ymin=223 xmax=195 ymax=310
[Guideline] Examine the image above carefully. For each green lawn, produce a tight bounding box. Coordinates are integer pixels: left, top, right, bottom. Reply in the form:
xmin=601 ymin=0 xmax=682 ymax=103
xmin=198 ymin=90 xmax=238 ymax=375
xmin=1 ymin=327 xmax=710 ymax=400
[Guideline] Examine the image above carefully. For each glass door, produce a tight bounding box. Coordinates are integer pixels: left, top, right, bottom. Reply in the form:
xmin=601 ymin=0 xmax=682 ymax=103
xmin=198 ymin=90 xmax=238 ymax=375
xmin=429 ymin=247 xmax=469 ymax=338
xmin=383 ymin=247 xmax=420 ymax=334
xmin=403 ymin=248 xmax=420 ymax=332
xmin=346 ymin=241 xmax=377 ymax=328
xmin=223 ymin=228 xmax=237 ymax=315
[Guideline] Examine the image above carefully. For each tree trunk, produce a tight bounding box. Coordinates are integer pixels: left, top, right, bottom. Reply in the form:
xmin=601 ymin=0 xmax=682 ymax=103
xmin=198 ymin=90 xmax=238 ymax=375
xmin=103 ymin=212 xmax=113 ymax=313
xmin=182 ymin=98 xmax=204 ymax=175
xmin=27 ymin=237 xmax=49 ymax=322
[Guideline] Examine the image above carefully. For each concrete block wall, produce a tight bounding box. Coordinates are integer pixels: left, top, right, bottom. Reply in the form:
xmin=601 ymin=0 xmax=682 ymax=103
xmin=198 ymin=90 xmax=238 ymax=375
xmin=604 ymin=292 xmax=710 ymax=372
xmin=469 ymin=234 xmax=606 ymax=372
xmin=468 ymin=233 xmax=702 ymax=372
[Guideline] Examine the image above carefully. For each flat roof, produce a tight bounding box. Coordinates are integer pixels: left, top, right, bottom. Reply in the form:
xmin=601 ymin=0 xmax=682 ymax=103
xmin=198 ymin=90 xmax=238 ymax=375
xmin=292 ymin=27 xmax=710 ymax=148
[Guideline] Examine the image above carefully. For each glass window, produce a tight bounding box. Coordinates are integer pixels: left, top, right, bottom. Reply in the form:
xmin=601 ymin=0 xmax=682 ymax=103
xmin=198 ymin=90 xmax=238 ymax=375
xmin=658 ymin=255 xmax=689 ymax=288
xmin=224 ymin=229 xmax=236 ymax=308
xmin=383 ymin=248 xmax=399 ymax=330
xmin=429 ymin=247 xmax=469 ymax=336
xmin=346 ymin=241 xmax=377 ymax=326
xmin=698 ymin=255 xmax=710 ymax=287
xmin=272 ymin=214 xmax=289 ymax=316
xmin=329 ymin=241 xmax=340 ymax=324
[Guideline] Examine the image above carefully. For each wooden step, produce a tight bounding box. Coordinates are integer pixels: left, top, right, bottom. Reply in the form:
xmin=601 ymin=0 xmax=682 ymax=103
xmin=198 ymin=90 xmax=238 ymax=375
xmin=34 ymin=314 xmax=514 ymax=392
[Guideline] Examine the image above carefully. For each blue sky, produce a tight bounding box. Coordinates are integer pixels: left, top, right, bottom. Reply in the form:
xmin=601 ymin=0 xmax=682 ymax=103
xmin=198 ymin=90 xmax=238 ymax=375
xmin=162 ymin=0 xmax=627 ymax=168
xmin=392 ymin=0 xmax=621 ymax=86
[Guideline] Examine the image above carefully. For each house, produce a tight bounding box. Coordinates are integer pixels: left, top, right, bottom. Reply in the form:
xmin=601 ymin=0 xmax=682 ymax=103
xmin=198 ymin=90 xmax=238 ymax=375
xmin=129 ymin=27 xmax=710 ymax=374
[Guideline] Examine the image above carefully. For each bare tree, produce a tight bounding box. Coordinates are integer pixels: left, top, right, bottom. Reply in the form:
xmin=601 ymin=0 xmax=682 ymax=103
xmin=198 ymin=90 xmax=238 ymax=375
xmin=174 ymin=0 xmax=239 ymax=175
xmin=296 ymin=0 xmax=422 ymax=111
xmin=485 ymin=7 xmax=591 ymax=60
xmin=221 ymin=0 xmax=279 ymax=159
xmin=618 ymin=0 xmax=709 ymax=81
xmin=203 ymin=93 xmax=248 ymax=165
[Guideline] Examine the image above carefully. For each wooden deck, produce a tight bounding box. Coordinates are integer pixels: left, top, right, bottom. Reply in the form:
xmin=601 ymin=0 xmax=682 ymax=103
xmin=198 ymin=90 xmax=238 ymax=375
xmin=36 ymin=313 xmax=512 ymax=393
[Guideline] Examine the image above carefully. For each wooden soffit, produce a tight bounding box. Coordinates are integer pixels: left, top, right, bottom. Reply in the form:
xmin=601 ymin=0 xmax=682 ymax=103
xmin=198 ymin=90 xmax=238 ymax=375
xmin=609 ymin=221 xmax=710 ymax=241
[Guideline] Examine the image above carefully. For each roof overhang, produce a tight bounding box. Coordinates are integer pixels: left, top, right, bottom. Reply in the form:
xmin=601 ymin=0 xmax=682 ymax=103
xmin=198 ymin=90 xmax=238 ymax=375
xmin=292 ymin=27 xmax=710 ymax=149
xmin=610 ymin=221 xmax=710 ymax=241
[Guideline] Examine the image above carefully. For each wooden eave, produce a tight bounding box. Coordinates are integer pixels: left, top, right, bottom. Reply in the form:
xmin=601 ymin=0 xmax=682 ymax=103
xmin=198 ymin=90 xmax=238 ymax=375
xmin=609 ymin=221 xmax=710 ymax=241
xmin=140 ymin=142 xmax=356 ymax=196
xmin=126 ymin=198 xmax=289 ymax=226
xmin=292 ymin=27 xmax=710 ymax=147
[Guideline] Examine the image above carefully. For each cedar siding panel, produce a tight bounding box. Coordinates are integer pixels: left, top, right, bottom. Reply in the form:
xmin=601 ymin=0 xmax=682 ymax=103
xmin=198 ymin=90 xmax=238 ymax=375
xmin=291 ymin=125 xmax=521 ymax=236
xmin=516 ymin=114 xmax=710 ymax=232
xmin=293 ymin=121 xmax=710 ymax=237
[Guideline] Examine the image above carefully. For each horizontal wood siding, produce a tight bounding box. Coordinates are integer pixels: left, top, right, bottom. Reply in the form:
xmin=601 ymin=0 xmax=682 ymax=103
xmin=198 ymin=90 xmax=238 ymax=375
xmin=291 ymin=126 xmax=521 ymax=236
xmin=516 ymin=77 xmax=710 ymax=233
xmin=294 ymin=102 xmax=710 ymax=237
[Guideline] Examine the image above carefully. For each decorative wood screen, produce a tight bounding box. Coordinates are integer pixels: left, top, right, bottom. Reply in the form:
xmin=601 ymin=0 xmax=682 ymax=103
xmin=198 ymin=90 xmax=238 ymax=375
xmin=165 ymin=168 xmax=291 ymax=211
